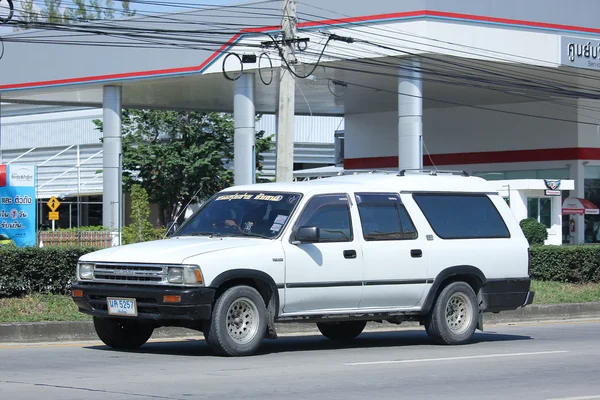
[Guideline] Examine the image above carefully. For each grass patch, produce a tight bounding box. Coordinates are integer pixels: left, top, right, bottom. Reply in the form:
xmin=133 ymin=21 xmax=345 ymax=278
xmin=0 ymin=281 xmax=598 ymax=323
xmin=531 ymin=281 xmax=600 ymax=304
xmin=0 ymin=293 xmax=91 ymax=323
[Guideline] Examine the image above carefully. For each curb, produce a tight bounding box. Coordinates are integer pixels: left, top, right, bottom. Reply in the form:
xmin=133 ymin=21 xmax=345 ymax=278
xmin=1 ymin=302 xmax=600 ymax=344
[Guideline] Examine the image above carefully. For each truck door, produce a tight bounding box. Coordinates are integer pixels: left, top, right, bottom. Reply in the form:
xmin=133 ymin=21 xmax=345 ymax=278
xmin=354 ymin=192 xmax=430 ymax=309
xmin=281 ymin=193 xmax=364 ymax=314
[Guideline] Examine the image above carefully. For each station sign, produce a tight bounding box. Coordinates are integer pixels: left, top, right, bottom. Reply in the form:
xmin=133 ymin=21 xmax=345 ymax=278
xmin=0 ymin=164 xmax=37 ymax=247
xmin=560 ymin=36 xmax=600 ymax=71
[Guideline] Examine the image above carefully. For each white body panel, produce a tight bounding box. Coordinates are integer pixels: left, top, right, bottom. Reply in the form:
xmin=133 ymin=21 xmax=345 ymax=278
xmin=184 ymin=241 xmax=286 ymax=294
xmin=79 ymin=236 xmax=270 ymax=265
xmin=281 ymin=241 xmax=364 ymax=313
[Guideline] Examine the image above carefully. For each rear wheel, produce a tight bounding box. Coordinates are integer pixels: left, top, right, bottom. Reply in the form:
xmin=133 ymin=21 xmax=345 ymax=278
xmin=317 ymin=321 xmax=367 ymax=340
xmin=425 ymin=281 xmax=478 ymax=345
xmin=205 ymin=285 xmax=267 ymax=357
xmin=93 ymin=317 xmax=154 ymax=350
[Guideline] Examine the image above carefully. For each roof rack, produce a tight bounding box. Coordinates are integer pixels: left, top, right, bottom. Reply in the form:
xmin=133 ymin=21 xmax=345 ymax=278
xmin=337 ymin=169 xmax=395 ymax=176
xmin=398 ymin=169 xmax=470 ymax=177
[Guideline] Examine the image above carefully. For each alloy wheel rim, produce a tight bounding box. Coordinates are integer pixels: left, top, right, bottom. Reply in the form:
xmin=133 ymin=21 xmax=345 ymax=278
xmin=226 ymin=297 xmax=259 ymax=344
xmin=445 ymin=292 xmax=472 ymax=335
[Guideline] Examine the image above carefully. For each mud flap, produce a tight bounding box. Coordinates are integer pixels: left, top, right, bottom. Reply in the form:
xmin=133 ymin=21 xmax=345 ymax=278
xmin=266 ymin=294 xmax=278 ymax=340
xmin=477 ymin=309 xmax=484 ymax=331
xmin=477 ymin=289 xmax=484 ymax=331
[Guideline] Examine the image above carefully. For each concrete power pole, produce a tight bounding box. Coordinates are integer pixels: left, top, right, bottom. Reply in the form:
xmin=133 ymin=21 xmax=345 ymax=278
xmin=275 ymin=0 xmax=297 ymax=182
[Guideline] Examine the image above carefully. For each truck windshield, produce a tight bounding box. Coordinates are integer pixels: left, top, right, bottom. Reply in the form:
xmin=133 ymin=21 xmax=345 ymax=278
xmin=175 ymin=192 xmax=302 ymax=239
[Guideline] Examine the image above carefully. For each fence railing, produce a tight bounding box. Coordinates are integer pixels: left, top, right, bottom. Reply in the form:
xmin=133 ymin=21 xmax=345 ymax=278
xmin=38 ymin=231 xmax=113 ymax=248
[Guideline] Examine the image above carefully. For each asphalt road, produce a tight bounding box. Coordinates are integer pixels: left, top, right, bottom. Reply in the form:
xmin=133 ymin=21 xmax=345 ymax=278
xmin=1 ymin=320 xmax=599 ymax=400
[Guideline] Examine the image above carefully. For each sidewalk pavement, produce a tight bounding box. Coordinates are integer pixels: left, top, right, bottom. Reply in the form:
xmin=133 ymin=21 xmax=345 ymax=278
xmin=2 ymin=302 xmax=600 ymax=344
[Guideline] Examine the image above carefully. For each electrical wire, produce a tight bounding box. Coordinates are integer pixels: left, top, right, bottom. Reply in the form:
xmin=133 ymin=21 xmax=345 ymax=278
xmin=325 ymin=76 xmax=599 ymax=126
xmin=263 ymin=31 xmax=333 ymax=80
xmin=258 ymin=51 xmax=273 ymax=85
xmin=0 ymin=0 xmax=14 ymax=24
xmin=294 ymin=78 xmax=315 ymax=150
xmin=4 ymin=1 xmax=600 ymax=126
xmin=222 ymin=52 xmax=243 ymax=81
xmin=295 ymin=40 xmax=600 ymax=123
xmin=274 ymin=24 xmax=600 ymax=118
xmin=298 ymin=5 xmax=600 ymax=90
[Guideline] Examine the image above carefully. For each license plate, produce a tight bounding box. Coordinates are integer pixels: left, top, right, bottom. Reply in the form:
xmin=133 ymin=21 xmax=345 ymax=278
xmin=106 ymin=297 xmax=138 ymax=317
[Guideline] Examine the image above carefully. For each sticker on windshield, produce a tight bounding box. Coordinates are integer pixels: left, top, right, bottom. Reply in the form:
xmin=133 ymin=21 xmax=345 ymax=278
xmin=215 ymin=193 xmax=284 ymax=202
xmin=215 ymin=193 xmax=254 ymax=201
xmin=287 ymin=195 xmax=299 ymax=204
xmin=274 ymin=215 xmax=288 ymax=224
xmin=270 ymin=223 xmax=283 ymax=232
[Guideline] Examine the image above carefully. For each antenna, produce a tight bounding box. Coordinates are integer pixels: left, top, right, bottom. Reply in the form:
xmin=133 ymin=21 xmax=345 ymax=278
xmin=162 ymin=184 xmax=205 ymax=239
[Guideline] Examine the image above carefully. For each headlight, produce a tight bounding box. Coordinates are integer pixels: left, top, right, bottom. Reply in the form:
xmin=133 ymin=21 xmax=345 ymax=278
xmin=78 ymin=263 xmax=94 ymax=280
xmin=167 ymin=265 xmax=203 ymax=285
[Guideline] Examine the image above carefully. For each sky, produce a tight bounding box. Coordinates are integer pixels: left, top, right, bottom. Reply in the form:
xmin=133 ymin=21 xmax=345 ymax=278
xmin=130 ymin=0 xmax=239 ymax=15
xmin=0 ymin=0 xmax=254 ymax=33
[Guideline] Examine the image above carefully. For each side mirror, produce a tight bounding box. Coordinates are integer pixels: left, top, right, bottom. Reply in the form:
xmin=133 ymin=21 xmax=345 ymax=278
xmin=294 ymin=226 xmax=320 ymax=244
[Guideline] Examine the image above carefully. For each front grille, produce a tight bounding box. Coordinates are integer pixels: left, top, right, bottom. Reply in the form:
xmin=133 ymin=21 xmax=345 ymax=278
xmin=92 ymin=263 xmax=166 ymax=285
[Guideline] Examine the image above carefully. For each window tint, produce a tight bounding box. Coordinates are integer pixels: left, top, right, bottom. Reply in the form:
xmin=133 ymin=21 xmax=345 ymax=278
xmin=294 ymin=194 xmax=352 ymax=242
xmin=413 ymin=194 xmax=510 ymax=239
xmin=176 ymin=192 xmax=301 ymax=239
xmin=355 ymin=193 xmax=417 ymax=241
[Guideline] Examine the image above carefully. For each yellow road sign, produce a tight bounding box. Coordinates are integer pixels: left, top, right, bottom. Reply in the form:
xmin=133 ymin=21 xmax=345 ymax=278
xmin=49 ymin=212 xmax=59 ymax=221
xmin=47 ymin=196 xmax=60 ymax=212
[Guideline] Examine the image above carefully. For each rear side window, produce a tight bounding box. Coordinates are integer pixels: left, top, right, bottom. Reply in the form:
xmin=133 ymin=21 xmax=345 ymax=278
xmin=413 ymin=193 xmax=510 ymax=239
xmin=355 ymin=193 xmax=417 ymax=240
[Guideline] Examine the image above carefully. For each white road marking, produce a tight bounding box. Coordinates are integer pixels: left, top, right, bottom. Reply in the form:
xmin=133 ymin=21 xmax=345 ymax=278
xmin=546 ymin=396 xmax=600 ymax=400
xmin=345 ymin=350 xmax=569 ymax=366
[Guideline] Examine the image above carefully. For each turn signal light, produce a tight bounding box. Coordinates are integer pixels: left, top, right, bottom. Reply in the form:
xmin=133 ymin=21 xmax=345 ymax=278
xmin=72 ymin=289 xmax=83 ymax=298
xmin=194 ymin=269 xmax=203 ymax=283
xmin=163 ymin=295 xmax=182 ymax=304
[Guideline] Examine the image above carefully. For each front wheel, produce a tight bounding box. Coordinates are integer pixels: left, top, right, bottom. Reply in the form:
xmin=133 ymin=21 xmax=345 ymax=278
xmin=204 ymin=285 xmax=267 ymax=357
xmin=317 ymin=321 xmax=367 ymax=340
xmin=425 ymin=281 xmax=478 ymax=345
xmin=93 ymin=317 xmax=154 ymax=350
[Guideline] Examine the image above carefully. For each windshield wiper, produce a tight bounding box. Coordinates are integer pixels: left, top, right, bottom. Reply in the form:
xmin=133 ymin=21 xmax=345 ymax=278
xmin=177 ymin=231 xmax=270 ymax=239
xmin=178 ymin=232 xmax=221 ymax=237
xmin=227 ymin=231 xmax=271 ymax=239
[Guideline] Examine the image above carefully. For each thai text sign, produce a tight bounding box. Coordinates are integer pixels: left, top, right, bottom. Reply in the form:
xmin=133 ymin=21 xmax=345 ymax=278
xmin=0 ymin=164 xmax=37 ymax=247
xmin=560 ymin=36 xmax=600 ymax=70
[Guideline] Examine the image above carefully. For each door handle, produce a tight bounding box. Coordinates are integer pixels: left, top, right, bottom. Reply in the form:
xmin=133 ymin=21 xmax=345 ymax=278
xmin=411 ymin=249 xmax=422 ymax=258
xmin=343 ymin=250 xmax=357 ymax=259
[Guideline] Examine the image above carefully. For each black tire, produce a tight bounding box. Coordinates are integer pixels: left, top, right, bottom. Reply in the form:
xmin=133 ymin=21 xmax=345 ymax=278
xmin=425 ymin=281 xmax=478 ymax=345
xmin=93 ymin=317 xmax=154 ymax=350
xmin=205 ymin=285 xmax=267 ymax=357
xmin=316 ymin=321 xmax=367 ymax=340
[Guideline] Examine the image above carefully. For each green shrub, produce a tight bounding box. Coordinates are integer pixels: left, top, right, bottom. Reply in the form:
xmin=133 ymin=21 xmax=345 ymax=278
xmin=530 ymin=245 xmax=600 ymax=283
xmin=121 ymin=184 xmax=163 ymax=245
xmin=520 ymin=218 xmax=548 ymax=245
xmin=0 ymin=246 xmax=99 ymax=298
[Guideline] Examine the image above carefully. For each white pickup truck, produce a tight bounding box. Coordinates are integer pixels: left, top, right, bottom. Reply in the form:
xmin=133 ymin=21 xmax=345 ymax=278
xmin=72 ymin=170 xmax=534 ymax=356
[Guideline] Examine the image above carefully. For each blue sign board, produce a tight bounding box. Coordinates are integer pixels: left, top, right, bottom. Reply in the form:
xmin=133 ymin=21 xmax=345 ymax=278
xmin=0 ymin=164 xmax=37 ymax=247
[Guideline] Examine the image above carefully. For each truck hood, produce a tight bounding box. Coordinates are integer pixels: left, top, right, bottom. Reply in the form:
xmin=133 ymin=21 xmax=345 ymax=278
xmin=79 ymin=236 xmax=270 ymax=264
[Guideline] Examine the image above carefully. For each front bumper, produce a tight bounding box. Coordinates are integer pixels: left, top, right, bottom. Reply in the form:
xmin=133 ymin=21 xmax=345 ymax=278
xmin=72 ymin=282 xmax=215 ymax=322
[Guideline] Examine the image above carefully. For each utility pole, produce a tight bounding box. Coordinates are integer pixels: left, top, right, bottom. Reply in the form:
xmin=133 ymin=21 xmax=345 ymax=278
xmin=275 ymin=0 xmax=297 ymax=182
